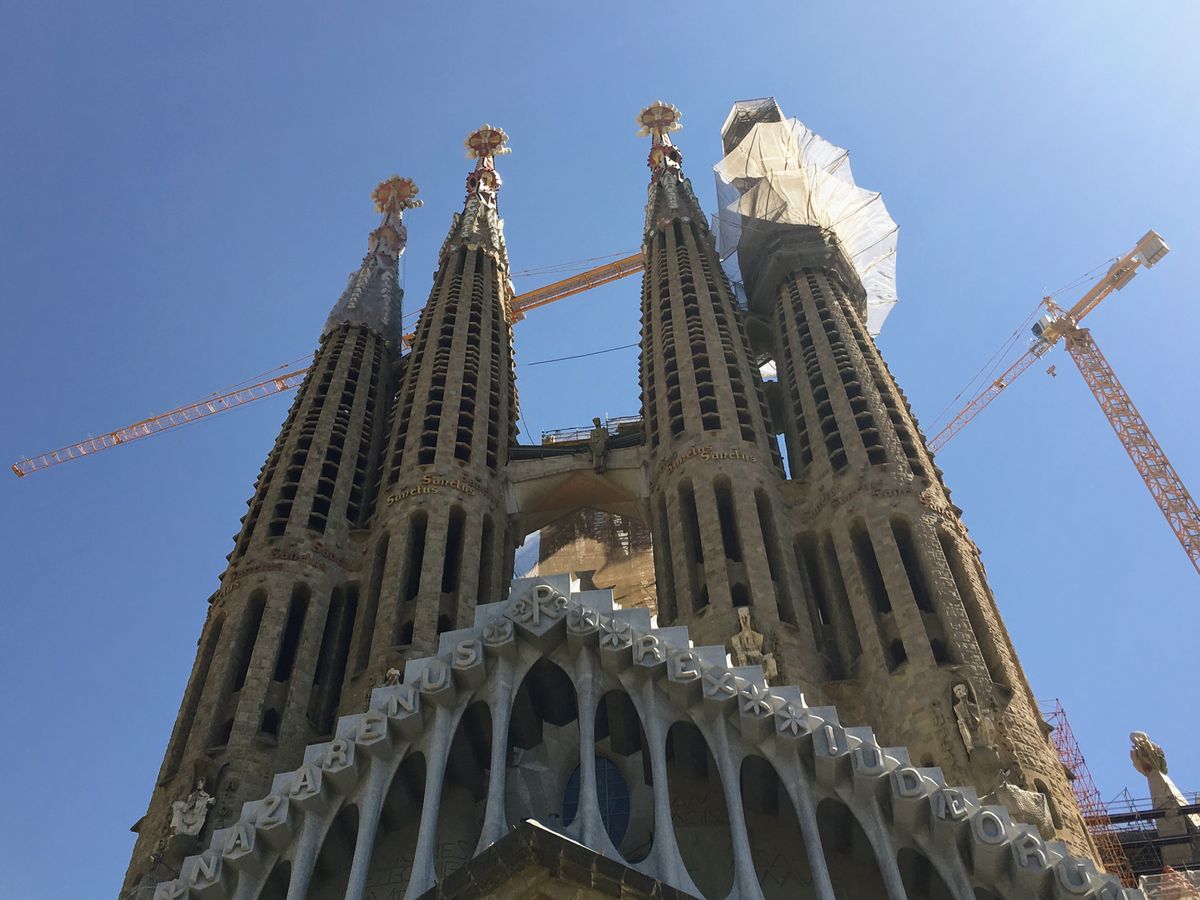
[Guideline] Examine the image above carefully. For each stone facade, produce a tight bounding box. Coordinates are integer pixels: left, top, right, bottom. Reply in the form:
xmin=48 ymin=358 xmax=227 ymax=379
xmin=123 ymin=107 xmax=1115 ymax=898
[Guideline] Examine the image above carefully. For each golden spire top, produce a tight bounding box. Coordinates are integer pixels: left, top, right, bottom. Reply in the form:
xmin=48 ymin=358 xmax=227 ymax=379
xmin=637 ymin=101 xmax=683 ymax=146
xmin=371 ymin=175 xmax=423 ymax=215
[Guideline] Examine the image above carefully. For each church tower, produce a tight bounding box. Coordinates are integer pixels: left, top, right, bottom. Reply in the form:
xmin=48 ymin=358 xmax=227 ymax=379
xmin=367 ymin=125 xmax=519 ymax=666
xmin=635 ymin=103 xmax=825 ymax=690
xmin=121 ymin=176 xmax=421 ymax=893
xmin=716 ymin=97 xmax=1091 ymax=857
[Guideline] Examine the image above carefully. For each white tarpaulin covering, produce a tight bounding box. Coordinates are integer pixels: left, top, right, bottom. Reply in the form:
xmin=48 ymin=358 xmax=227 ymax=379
xmin=714 ymin=111 xmax=899 ymax=336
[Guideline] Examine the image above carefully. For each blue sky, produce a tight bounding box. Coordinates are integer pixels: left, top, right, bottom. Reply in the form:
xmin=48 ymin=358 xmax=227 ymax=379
xmin=2 ymin=3 xmax=1198 ymax=895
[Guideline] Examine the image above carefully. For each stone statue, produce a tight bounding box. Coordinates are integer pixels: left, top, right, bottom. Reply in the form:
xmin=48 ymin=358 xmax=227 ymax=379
xmin=1129 ymin=731 xmax=1200 ymax=868
xmin=730 ymin=607 xmax=778 ymax=682
xmin=983 ymin=768 xmax=1055 ymax=840
xmin=588 ymin=417 xmax=609 ymax=474
xmin=169 ymin=778 xmax=215 ymax=839
xmin=1130 ymin=731 xmax=1168 ymax=776
xmin=952 ymin=681 xmax=997 ymax=756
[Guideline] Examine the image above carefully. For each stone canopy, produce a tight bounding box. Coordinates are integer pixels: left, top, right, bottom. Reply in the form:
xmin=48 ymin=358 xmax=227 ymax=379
xmin=152 ymin=576 xmax=1136 ymax=900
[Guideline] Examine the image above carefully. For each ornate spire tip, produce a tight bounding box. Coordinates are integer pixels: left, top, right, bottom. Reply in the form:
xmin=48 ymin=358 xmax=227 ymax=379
xmin=465 ymin=124 xmax=511 ymax=162
xmin=372 ymin=176 xmax=423 ymax=215
xmin=637 ymin=101 xmax=682 ymax=145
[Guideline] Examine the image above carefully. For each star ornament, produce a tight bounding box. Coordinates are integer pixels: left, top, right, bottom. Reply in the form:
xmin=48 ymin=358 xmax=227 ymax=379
xmin=372 ymin=176 xmax=423 ymax=213
xmin=636 ymin=101 xmax=682 ymax=140
xmin=465 ymin=124 xmax=511 ymax=160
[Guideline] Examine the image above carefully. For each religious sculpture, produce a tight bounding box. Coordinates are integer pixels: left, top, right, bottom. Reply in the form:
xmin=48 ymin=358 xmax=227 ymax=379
xmin=1130 ymin=730 xmax=1169 ymax=776
xmin=168 ymin=778 xmax=215 ymax=839
xmin=588 ymin=417 xmax=609 ymax=474
xmin=982 ymin=768 xmax=1055 ymax=840
xmin=730 ymin=606 xmax=778 ymax=683
xmin=952 ymin=681 xmax=998 ymax=756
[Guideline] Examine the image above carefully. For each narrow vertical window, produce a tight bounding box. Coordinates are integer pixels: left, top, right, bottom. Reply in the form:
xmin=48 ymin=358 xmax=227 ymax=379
xmin=756 ymin=490 xmax=794 ymax=624
xmin=653 ymin=496 xmax=677 ymax=623
xmin=311 ymin=585 xmax=359 ymax=735
xmin=713 ymin=477 xmax=742 ymax=562
xmin=403 ymin=511 xmax=428 ymax=603
xmin=478 ymin=515 xmax=495 ymax=602
xmin=849 ymin=521 xmax=891 ymax=614
xmin=273 ymin=584 xmax=311 ymax=682
xmin=354 ymin=535 xmax=388 ymax=674
xmin=441 ymin=506 xmax=466 ymax=594
xmin=232 ymin=591 xmax=267 ymax=692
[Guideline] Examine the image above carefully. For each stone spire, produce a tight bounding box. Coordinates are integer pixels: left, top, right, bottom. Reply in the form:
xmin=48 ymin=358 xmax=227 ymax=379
xmin=121 ymin=178 xmax=416 ymax=895
xmin=323 ymin=175 xmax=422 ymax=347
xmin=368 ymin=125 xmax=520 ymax=665
xmin=637 ymin=100 xmax=707 ymax=236
xmin=438 ymin=124 xmax=513 ymax=276
xmin=634 ymin=101 xmax=816 ymax=690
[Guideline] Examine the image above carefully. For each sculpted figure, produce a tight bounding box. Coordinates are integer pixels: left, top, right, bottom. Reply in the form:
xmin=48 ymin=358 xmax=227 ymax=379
xmin=169 ymin=778 xmax=215 ymax=838
xmin=1130 ymin=731 xmax=1168 ymax=776
xmin=588 ymin=417 xmax=610 ymax=473
xmin=1128 ymin=729 xmax=1166 ymax=777
xmin=730 ymin=607 xmax=778 ymax=682
xmin=952 ymin=681 xmax=998 ymax=755
xmin=983 ymin=768 xmax=1055 ymax=840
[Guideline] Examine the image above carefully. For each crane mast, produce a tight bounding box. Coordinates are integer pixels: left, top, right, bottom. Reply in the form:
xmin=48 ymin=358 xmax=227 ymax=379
xmin=928 ymin=229 xmax=1200 ymax=576
xmin=1062 ymin=324 xmax=1200 ymax=575
xmin=927 ymin=231 xmax=1166 ymax=452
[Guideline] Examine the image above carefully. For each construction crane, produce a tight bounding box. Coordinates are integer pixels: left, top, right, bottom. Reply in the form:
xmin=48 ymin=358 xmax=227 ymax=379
xmin=11 ymin=252 xmax=645 ymax=478
xmin=928 ymin=230 xmax=1200 ymax=576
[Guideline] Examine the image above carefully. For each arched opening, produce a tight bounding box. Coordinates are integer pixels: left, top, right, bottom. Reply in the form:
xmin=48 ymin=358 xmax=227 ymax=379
xmin=591 ymin=690 xmax=653 ymax=861
xmin=362 ymin=752 xmax=426 ymax=890
xmin=436 ymin=701 xmax=491 ymax=881
xmin=731 ymin=583 xmax=751 ymax=608
xmin=563 ymin=758 xmax=631 ymax=845
xmin=533 ymin=508 xmax=655 ymax=612
xmin=816 ymin=797 xmax=887 ymax=898
xmin=666 ymin=720 xmax=734 ymax=900
xmin=740 ymin=755 xmax=815 ymax=897
xmin=309 ymin=803 xmax=358 ymax=899
xmin=505 ymin=658 xmax=579 ymax=828
xmin=259 ymin=707 xmax=281 ymax=739
xmin=897 ymin=847 xmax=954 ymax=900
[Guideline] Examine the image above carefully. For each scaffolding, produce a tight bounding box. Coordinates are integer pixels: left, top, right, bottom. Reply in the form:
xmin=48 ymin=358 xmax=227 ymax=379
xmin=1045 ymin=700 xmax=1137 ymax=886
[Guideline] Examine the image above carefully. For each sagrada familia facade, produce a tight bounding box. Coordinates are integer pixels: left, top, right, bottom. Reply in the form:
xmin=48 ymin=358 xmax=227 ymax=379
xmin=122 ymin=101 xmax=1138 ymax=899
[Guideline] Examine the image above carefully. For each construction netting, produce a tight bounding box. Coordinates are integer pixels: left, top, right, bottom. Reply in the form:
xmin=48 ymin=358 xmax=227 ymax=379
xmin=713 ymin=99 xmax=899 ymax=336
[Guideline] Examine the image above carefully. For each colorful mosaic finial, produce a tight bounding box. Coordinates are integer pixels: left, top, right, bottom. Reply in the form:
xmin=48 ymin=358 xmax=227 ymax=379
xmin=366 ymin=176 xmax=419 ymax=266
xmin=639 ymin=102 xmax=684 ymax=177
xmin=637 ymin=101 xmax=683 ymax=145
xmin=372 ymin=176 xmax=423 ymax=215
xmin=465 ymin=124 xmax=511 ymax=161
xmin=464 ymin=124 xmax=509 ymax=204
